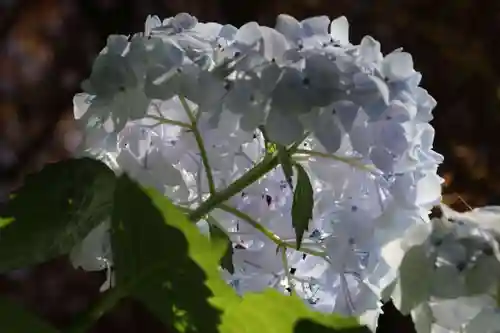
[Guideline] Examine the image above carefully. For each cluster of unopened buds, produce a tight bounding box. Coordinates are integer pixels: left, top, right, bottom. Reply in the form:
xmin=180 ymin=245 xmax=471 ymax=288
xmin=69 ymin=12 xmax=500 ymax=332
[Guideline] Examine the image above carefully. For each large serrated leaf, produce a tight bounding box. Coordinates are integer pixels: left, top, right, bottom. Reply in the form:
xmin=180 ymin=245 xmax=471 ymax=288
xmin=0 ymin=158 xmax=115 ymax=273
xmin=291 ymin=163 xmax=313 ymax=249
xmin=0 ymin=296 xmax=59 ymax=333
xmin=220 ymin=289 xmax=368 ymax=333
xmin=111 ymin=175 xmax=239 ymax=333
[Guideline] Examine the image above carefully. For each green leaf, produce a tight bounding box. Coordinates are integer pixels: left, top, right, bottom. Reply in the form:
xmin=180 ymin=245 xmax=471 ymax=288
xmin=291 ymin=163 xmax=313 ymax=250
xmin=278 ymin=145 xmax=294 ymax=189
xmin=111 ymin=175 xmax=239 ymax=333
xmin=220 ymin=289 xmax=367 ymax=333
xmin=0 ymin=158 xmax=115 ymax=273
xmin=0 ymin=296 xmax=59 ymax=333
xmin=209 ymin=223 xmax=235 ymax=274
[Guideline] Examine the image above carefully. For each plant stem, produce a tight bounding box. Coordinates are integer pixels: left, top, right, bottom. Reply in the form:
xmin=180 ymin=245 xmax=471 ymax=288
xmin=188 ymin=137 xmax=307 ymax=223
xmin=145 ymin=115 xmax=192 ymax=128
xmin=188 ymin=151 xmax=280 ymax=222
xmin=258 ymin=126 xmax=274 ymax=155
xmin=218 ymin=203 xmax=327 ymax=258
xmin=219 ymin=203 xmax=281 ymax=242
xmin=179 ymin=96 xmax=216 ymax=195
xmin=294 ymin=149 xmax=375 ymax=172
xmin=280 ymin=246 xmax=295 ymax=295
xmin=496 ymin=281 xmax=500 ymax=308
xmin=65 ymin=287 xmax=126 ymax=333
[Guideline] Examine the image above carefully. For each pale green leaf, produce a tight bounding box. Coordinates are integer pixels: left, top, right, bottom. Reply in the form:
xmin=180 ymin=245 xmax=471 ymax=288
xmin=220 ymin=289 xmax=367 ymax=333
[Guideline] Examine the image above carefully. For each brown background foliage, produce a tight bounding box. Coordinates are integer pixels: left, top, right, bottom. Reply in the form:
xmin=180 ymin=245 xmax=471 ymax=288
xmin=1 ymin=0 xmax=499 ymax=331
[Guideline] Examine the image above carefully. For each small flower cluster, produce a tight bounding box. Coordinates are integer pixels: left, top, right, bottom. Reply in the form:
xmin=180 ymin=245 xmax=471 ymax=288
xmin=387 ymin=204 xmax=500 ymax=333
xmin=71 ymin=13 xmax=445 ymax=331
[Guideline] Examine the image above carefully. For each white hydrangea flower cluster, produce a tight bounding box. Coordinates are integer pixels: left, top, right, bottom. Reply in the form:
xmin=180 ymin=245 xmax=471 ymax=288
xmin=71 ymin=13 xmax=446 ymax=330
xmin=390 ymin=204 xmax=500 ymax=333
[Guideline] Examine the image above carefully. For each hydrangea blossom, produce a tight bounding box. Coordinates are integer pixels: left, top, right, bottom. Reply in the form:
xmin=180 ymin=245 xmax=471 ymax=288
xmin=71 ymin=13 xmax=447 ymax=331
xmin=389 ymin=204 xmax=500 ymax=333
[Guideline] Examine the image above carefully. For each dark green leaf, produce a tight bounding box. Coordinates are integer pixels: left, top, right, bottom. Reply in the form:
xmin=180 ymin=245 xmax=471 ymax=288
xmin=291 ymin=163 xmax=313 ymax=250
xmin=111 ymin=175 xmax=239 ymax=333
xmin=220 ymin=289 xmax=366 ymax=333
xmin=0 ymin=296 xmax=59 ymax=333
xmin=209 ymin=224 xmax=234 ymax=274
xmin=278 ymin=145 xmax=294 ymax=189
xmin=0 ymin=158 xmax=115 ymax=273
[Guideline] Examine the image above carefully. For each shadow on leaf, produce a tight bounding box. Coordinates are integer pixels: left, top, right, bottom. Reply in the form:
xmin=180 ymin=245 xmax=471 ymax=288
xmin=112 ymin=175 xmax=224 ymax=333
xmin=0 ymin=158 xmax=116 ymax=273
xmin=294 ymin=319 xmax=371 ymax=333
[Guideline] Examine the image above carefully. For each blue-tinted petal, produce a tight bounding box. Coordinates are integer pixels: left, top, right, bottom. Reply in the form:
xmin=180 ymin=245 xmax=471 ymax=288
xmin=304 ymin=54 xmax=341 ymax=106
xmin=266 ymin=109 xmax=304 ymax=145
xmin=234 ymin=22 xmax=262 ymax=48
xmin=332 ymin=100 xmax=359 ymax=132
xmin=106 ymin=35 xmax=129 ymax=56
xmin=313 ymin=111 xmax=342 ymax=153
xmin=330 ymin=16 xmax=349 ymax=45
xmin=382 ymin=52 xmax=414 ymax=82
xmin=367 ymin=75 xmax=390 ymax=105
xmin=359 ymin=36 xmax=382 ymax=63
xmin=240 ymin=106 xmax=266 ymax=132
xmin=275 ymin=14 xmax=302 ymax=43
xmin=172 ymin=13 xmax=198 ymax=31
xmin=370 ymin=146 xmax=395 ymax=173
xmin=259 ymin=26 xmax=289 ymax=61
xmin=219 ymin=24 xmax=238 ymax=40
xmin=145 ymin=15 xmax=162 ymax=35
xmin=271 ymin=68 xmax=310 ymax=113
xmin=301 ymin=16 xmax=330 ymax=36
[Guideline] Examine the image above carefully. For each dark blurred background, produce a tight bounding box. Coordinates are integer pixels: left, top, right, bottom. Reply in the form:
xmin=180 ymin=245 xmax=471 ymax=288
xmin=1 ymin=0 xmax=500 ymax=332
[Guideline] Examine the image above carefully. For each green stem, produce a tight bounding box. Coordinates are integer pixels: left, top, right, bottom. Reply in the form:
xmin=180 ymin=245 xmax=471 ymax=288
xmin=294 ymin=149 xmax=375 ymax=172
xmin=188 ymin=137 xmax=307 ymax=223
xmin=179 ymin=96 xmax=216 ymax=195
xmin=188 ymin=152 xmax=280 ymax=223
xmin=280 ymin=246 xmax=296 ymax=295
xmin=496 ymin=281 xmax=500 ymax=308
xmin=220 ymin=203 xmax=281 ymax=243
xmin=218 ymin=203 xmax=327 ymax=258
xmin=65 ymin=287 xmax=126 ymax=333
xmin=258 ymin=126 xmax=274 ymax=155
xmin=145 ymin=115 xmax=192 ymax=128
